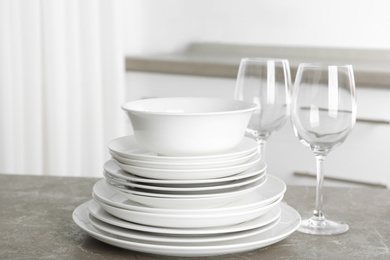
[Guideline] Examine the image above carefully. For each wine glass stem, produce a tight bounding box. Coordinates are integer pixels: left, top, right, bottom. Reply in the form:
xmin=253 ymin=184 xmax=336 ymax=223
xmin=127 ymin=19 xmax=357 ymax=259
xmin=257 ymin=139 xmax=266 ymax=161
xmin=314 ymin=155 xmax=326 ymax=220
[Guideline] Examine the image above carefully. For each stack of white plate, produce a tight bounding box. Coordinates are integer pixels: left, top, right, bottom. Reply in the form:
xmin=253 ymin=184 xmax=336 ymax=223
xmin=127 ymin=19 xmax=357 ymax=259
xmin=72 ymin=135 xmax=300 ymax=257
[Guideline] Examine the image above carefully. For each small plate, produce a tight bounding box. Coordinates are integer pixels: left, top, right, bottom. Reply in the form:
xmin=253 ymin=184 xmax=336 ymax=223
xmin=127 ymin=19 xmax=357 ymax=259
xmin=103 ymin=169 xmax=265 ymax=192
xmin=73 ymin=201 xmax=300 ymax=257
xmin=106 ymin=176 xmax=267 ymax=198
xmin=108 ymin=135 xmax=258 ymax=163
xmin=92 ymin=196 xmax=282 ymax=228
xmin=104 ymin=159 xmax=266 ymax=185
xmin=113 ymin=153 xmax=261 ymax=180
xmin=108 ymin=177 xmax=268 ymax=209
xmin=110 ymin=149 xmax=258 ymax=170
xmin=92 ymin=175 xmax=285 ymax=215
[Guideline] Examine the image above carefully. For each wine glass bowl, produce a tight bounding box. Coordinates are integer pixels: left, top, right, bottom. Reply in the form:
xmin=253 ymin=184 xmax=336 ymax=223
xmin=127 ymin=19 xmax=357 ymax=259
xmin=234 ymin=58 xmax=291 ymax=159
xmin=291 ymin=63 xmax=357 ymax=235
xmin=292 ymin=65 xmax=356 ymax=156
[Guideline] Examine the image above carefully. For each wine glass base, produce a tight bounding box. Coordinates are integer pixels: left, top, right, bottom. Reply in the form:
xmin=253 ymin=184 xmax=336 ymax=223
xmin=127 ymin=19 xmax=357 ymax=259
xmin=298 ymin=217 xmax=349 ymax=235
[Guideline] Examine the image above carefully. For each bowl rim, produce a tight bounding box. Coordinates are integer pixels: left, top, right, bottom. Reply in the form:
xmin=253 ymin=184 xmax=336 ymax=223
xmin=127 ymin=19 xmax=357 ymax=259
xmin=121 ymin=97 xmax=258 ymax=116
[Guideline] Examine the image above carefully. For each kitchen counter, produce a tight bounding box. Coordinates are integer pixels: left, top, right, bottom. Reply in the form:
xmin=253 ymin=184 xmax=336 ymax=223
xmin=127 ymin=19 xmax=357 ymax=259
xmin=1 ymin=173 xmax=389 ymax=259
xmin=126 ymin=43 xmax=390 ymax=88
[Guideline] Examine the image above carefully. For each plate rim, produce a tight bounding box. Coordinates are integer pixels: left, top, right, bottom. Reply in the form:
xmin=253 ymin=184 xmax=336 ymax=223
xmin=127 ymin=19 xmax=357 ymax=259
xmin=106 ymin=175 xmax=267 ymax=199
xmin=88 ymin=212 xmax=281 ymax=244
xmin=72 ymin=201 xmax=301 ymax=257
xmin=108 ymin=135 xmax=258 ymax=162
xmin=92 ymin=174 xmax=285 ymax=214
xmin=103 ymin=159 xmax=266 ymax=184
xmin=113 ymin=153 xmax=261 ymax=180
xmin=88 ymin=199 xmax=283 ymax=235
xmin=103 ymin=169 xmax=265 ymax=192
xmin=109 ymin=149 xmax=258 ymax=169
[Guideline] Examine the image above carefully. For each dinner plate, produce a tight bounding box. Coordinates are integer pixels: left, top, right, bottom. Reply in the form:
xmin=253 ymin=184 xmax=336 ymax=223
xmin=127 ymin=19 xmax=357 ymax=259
xmin=89 ymin=213 xmax=280 ymax=244
xmin=92 ymin=195 xmax=282 ymax=228
xmin=88 ymin=200 xmax=282 ymax=235
xmin=106 ymin=176 xmax=267 ymax=198
xmin=108 ymin=135 xmax=258 ymax=163
xmin=92 ymin=174 xmax=285 ymax=214
xmin=113 ymin=153 xmax=260 ymax=180
xmin=109 ymin=177 xmax=268 ymax=209
xmin=110 ymin=149 xmax=258 ymax=170
xmin=73 ymin=201 xmax=300 ymax=257
xmin=103 ymin=168 xmax=265 ymax=192
xmin=104 ymin=159 xmax=267 ymax=185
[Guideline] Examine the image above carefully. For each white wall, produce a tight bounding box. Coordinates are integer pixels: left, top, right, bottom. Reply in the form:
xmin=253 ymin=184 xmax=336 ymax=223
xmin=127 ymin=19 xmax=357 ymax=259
xmin=123 ymin=0 xmax=390 ymax=55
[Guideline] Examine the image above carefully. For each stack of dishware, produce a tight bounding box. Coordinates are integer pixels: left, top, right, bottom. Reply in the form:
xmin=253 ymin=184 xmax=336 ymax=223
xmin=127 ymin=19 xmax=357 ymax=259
xmin=73 ymin=97 xmax=300 ymax=257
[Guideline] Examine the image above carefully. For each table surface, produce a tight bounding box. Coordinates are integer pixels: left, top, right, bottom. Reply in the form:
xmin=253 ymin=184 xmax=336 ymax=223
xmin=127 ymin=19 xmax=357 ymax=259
xmin=1 ymin=173 xmax=389 ymax=260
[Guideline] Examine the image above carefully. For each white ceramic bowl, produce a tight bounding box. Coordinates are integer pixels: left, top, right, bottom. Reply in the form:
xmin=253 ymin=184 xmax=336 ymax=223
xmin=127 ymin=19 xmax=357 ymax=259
xmin=121 ymin=97 xmax=257 ymax=156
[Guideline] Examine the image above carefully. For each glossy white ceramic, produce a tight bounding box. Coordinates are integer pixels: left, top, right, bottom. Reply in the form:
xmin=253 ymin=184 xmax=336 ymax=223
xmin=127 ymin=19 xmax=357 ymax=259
xmin=92 ymin=174 xmax=285 ymax=215
xmin=108 ymin=135 xmax=258 ymax=162
xmin=106 ymin=176 xmax=266 ymax=199
xmin=92 ymin=195 xmax=282 ymax=228
xmin=103 ymin=168 xmax=265 ymax=192
xmin=103 ymin=159 xmax=266 ymax=185
xmin=89 ymin=213 xmax=280 ymax=244
xmin=121 ymin=97 xmax=257 ymax=156
xmin=73 ymin=201 xmax=300 ymax=257
xmin=109 ymin=177 xmax=268 ymax=209
xmin=88 ymin=199 xmax=282 ymax=235
xmin=109 ymin=149 xmax=257 ymax=169
xmin=112 ymin=153 xmax=260 ymax=180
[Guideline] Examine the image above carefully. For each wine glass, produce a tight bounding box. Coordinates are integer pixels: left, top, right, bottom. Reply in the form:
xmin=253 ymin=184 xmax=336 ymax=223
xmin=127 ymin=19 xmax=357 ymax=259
xmin=234 ymin=58 xmax=291 ymax=161
xmin=291 ymin=63 xmax=357 ymax=235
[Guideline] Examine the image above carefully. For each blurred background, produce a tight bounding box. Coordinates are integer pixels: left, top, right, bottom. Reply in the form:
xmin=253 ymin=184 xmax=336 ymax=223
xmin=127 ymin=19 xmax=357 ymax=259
xmin=1 ymin=0 xmax=389 ymax=188
xmin=124 ymin=0 xmax=390 ymax=54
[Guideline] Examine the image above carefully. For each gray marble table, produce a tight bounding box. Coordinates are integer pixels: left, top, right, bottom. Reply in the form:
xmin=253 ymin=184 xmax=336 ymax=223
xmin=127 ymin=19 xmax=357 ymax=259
xmin=1 ymin=174 xmax=389 ymax=259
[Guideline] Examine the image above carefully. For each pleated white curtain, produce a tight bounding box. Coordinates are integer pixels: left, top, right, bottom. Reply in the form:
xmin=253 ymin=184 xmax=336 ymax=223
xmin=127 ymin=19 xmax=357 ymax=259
xmin=0 ymin=0 xmax=128 ymax=176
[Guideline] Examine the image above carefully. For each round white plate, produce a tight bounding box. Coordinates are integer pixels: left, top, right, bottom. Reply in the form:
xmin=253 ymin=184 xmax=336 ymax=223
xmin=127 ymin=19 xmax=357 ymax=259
xmin=104 ymin=159 xmax=267 ymax=185
xmin=88 ymin=200 xmax=282 ymax=235
xmin=104 ymin=169 xmax=265 ymax=192
xmin=110 ymin=177 xmax=268 ymax=209
xmin=114 ymin=153 xmax=260 ymax=180
xmin=89 ymin=213 xmax=280 ymax=244
xmin=92 ymin=195 xmax=282 ymax=228
xmin=110 ymin=149 xmax=258 ymax=170
xmin=92 ymin=174 xmax=285 ymax=214
xmin=73 ymin=201 xmax=300 ymax=257
xmin=108 ymin=135 xmax=258 ymax=163
xmin=106 ymin=176 xmax=267 ymax=198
